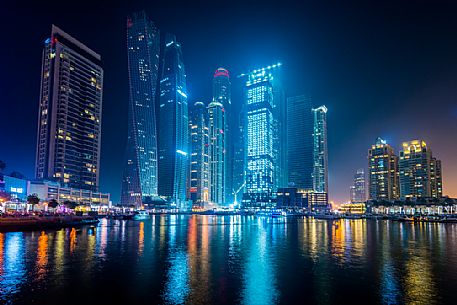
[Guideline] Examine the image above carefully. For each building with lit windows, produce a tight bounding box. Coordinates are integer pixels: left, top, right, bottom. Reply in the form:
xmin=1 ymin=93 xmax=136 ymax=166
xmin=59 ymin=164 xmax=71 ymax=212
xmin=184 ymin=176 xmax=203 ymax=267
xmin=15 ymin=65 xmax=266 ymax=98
xmin=158 ymin=33 xmax=189 ymax=208
xmin=208 ymin=101 xmax=226 ymax=205
xmin=399 ymin=140 xmax=442 ymax=199
xmin=35 ymin=25 xmax=103 ymax=192
xmin=189 ymin=102 xmax=209 ymax=207
xmin=350 ymin=168 xmax=366 ymax=203
xmin=430 ymin=157 xmax=443 ymax=198
xmin=287 ymin=95 xmax=313 ymax=189
xmin=121 ymin=12 xmax=160 ymax=207
xmin=240 ymin=63 xmax=282 ymax=209
xmin=276 ymin=188 xmax=328 ymax=212
xmin=312 ymin=106 xmax=328 ymax=193
xmin=28 ymin=180 xmax=110 ymax=206
xmin=368 ymin=137 xmax=399 ymax=200
xmin=232 ymin=106 xmax=246 ymax=205
xmin=212 ymin=68 xmax=232 ymax=204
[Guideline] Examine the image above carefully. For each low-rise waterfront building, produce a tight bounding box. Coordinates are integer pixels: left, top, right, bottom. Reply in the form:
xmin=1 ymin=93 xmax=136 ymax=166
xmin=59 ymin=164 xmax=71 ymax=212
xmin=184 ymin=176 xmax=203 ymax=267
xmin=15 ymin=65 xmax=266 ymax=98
xmin=276 ymin=187 xmax=329 ymax=212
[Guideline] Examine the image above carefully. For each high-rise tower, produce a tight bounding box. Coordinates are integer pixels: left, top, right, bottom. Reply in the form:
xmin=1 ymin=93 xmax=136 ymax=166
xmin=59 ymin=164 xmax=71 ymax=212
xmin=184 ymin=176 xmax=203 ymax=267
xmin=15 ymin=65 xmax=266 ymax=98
xmin=287 ymin=95 xmax=313 ymax=189
xmin=158 ymin=34 xmax=189 ymax=207
xmin=208 ymin=101 xmax=226 ymax=205
xmin=240 ymin=63 xmax=282 ymax=208
xmin=35 ymin=25 xmax=103 ymax=192
xmin=312 ymin=106 xmax=328 ymax=194
xmin=399 ymin=140 xmax=432 ymax=199
xmin=350 ymin=169 xmax=366 ymax=203
xmin=189 ymin=102 xmax=209 ymax=206
xmin=121 ymin=12 xmax=160 ymax=206
xmin=212 ymin=68 xmax=231 ymax=205
xmin=368 ymin=137 xmax=399 ymax=201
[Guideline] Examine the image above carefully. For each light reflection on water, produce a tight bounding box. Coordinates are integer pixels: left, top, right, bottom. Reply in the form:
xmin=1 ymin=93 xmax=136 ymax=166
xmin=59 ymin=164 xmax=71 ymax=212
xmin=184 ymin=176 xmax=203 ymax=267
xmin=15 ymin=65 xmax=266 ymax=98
xmin=0 ymin=217 xmax=456 ymax=304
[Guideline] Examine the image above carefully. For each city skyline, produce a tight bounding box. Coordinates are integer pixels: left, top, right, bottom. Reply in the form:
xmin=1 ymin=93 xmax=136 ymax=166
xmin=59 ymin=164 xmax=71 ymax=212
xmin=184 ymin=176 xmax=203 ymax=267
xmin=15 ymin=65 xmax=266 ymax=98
xmin=2 ymin=1 xmax=457 ymax=204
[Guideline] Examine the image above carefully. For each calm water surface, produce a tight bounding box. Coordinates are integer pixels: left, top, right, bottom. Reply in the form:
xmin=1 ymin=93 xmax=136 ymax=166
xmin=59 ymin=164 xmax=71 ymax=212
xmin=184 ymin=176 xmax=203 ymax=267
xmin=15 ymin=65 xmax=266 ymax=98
xmin=0 ymin=216 xmax=456 ymax=304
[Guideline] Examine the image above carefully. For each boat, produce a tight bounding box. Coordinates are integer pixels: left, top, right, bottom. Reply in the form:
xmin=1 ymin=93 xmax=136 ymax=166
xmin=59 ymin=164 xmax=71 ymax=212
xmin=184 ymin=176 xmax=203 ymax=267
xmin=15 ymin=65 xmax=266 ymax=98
xmin=313 ymin=212 xmax=340 ymax=220
xmin=271 ymin=210 xmax=286 ymax=218
xmin=133 ymin=210 xmax=150 ymax=220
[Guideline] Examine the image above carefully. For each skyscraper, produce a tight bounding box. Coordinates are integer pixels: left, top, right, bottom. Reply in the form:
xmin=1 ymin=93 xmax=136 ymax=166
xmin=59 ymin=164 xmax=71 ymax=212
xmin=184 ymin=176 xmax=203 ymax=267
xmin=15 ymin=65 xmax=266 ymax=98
xmin=158 ymin=33 xmax=189 ymax=207
xmin=212 ymin=68 xmax=231 ymax=205
xmin=35 ymin=25 xmax=103 ymax=192
xmin=368 ymin=137 xmax=399 ymax=201
xmin=189 ymin=102 xmax=209 ymax=206
xmin=399 ymin=140 xmax=434 ymax=199
xmin=350 ymin=169 xmax=366 ymax=203
xmin=208 ymin=101 xmax=226 ymax=205
xmin=240 ymin=63 xmax=282 ymax=208
xmin=232 ymin=105 xmax=246 ymax=205
xmin=312 ymin=106 xmax=328 ymax=194
xmin=430 ymin=157 xmax=443 ymax=198
xmin=287 ymin=95 xmax=313 ymax=189
xmin=121 ymin=12 xmax=160 ymax=206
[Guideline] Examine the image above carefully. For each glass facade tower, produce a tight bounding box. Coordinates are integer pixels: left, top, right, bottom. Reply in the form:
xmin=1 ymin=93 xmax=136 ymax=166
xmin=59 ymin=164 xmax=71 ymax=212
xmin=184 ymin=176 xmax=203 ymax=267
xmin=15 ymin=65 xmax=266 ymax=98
xmin=368 ymin=137 xmax=399 ymax=201
xmin=35 ymin=25 xmax=103 ymax=192
xmin=287 ymin=95 xmax=313 ymax=189
xmin=312 ymin=106 xmax=328 ymax=194
xmin=121 ymin=12 xmax=160 ymax=206
xmin=208 ymin=101 xmax=226 ymax=205
xmin=212 ymin=68 xmax=231 ymax=205
xmin=241 ymin=63 xmax=282 ymax=208
xmin=189 ymin=102 xmax=209 ymax=206
xmin=350 ymin=168 xmax=366 ymax=203
xmin=399 ymin=140 xmax=432 ymax=199
xmin=158 ymin=34 xmax=189 ymax=207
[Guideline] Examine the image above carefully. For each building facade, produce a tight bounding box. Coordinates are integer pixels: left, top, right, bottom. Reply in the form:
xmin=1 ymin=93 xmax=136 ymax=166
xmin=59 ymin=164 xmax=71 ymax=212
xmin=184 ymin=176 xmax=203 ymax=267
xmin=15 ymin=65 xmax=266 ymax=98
xmin=312 ymin=106 xmax=328 ymax=193
xmin=212 ymin=68 xmax=232 ymax=204
xmin=208 ymin=101 xmax=226 ymax=205
xmin=241 ymin=63 xmax=282 ymax=208
xmin=35 ymin=25 xmax=103 ymax=192
xmin=287 ymin=95 xmax=313 ymax=189
xmin=350 ymin=168 xmax=366 ymax=203
xmin=158 ymin=34 xmax=189 ymax=207
xmin=368 ymin=137 xmax=399 ymax=200
xmin=121 ymin=12 xmax=160 ymax=206
xmin=398 ymin=140 xmax=443 ymax=199
xmin=189 ymin=102 xmax=209 ymax=206
xmin=430 ymin=157 xmax=443 ymax=198
xmin=276 ymin=188 xmax=328 ymax=212
xmin=232 ymin=105 xmax=246 ymax=205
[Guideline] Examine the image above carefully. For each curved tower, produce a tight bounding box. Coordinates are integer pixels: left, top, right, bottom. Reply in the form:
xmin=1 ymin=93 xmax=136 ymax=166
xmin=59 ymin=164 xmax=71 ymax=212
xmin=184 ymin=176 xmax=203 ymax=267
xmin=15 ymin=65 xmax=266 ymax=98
xmin=121 ymin=12 xmax=160 ymax=206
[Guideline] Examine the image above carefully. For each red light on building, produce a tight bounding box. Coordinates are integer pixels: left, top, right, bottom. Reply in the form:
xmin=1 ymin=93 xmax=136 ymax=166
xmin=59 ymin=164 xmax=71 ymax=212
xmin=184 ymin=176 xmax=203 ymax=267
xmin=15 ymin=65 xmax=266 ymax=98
xmin=214 ymin=68 xmax=229 ymax=78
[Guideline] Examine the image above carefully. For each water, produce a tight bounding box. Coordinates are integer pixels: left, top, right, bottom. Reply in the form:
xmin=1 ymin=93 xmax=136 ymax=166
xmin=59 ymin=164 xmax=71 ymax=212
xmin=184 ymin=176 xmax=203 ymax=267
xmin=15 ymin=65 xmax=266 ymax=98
xmin=1 ymin=216 xmax=456 ymax=304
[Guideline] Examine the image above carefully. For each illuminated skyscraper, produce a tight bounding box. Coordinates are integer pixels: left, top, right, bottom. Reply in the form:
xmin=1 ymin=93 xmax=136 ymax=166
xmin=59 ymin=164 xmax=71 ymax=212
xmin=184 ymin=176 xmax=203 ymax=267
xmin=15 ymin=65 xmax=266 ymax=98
xmin=430 ymin=157 xmax=443 ymax=198
xmin=312 ymin=106 xmax=328 ymax=193
xmin=232 ymin=106 xmax=246 ymax=205
xmin=208 ymin=101 xmax=226 ymax=205
xmin=158 ymin=33 xmax=189 ymax=207
xmin=212 ymin=68 xmax=232 ymax=204
xmin=189 ymin=102 xmax=209 ymax=206
xmin=35 ymin=25 xmax=103 ymax=192
xmin=368 ymin=137 xmax=399 ymax=200
xmin=399 ymin=140 xmax=442 ymax=199
xmin=350 ymin=168 xmax=366 ymax=203
xmin=240 ymin=63 xmax=282 ymax=208
xmin=121 ymin=12 xmax=160 ymax=206
xmin=287 ymin=95 xmax=313 ymax=189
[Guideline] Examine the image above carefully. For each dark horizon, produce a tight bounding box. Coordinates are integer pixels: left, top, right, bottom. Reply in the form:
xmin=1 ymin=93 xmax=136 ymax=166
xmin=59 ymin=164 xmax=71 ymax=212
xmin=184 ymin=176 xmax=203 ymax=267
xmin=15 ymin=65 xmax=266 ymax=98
xmin=2 ymin=0 xmax=457 ymax=203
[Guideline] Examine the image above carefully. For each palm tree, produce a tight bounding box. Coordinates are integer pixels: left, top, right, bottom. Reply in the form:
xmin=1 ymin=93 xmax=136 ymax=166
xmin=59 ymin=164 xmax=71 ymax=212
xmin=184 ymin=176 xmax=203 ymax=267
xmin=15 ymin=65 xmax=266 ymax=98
xmin=48 ymin=199 xmax=59 ymax=211
xmin=27 ymin=194 xmax=40 ymax=212
xmin=63 ymin=200 xmax=79 ymax=210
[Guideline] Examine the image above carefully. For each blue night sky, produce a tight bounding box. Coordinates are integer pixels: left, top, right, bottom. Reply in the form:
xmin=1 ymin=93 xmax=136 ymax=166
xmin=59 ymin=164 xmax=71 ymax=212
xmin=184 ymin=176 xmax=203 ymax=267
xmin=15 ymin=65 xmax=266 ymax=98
xmin=1 ymin=0 xmax=457 ymax=203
